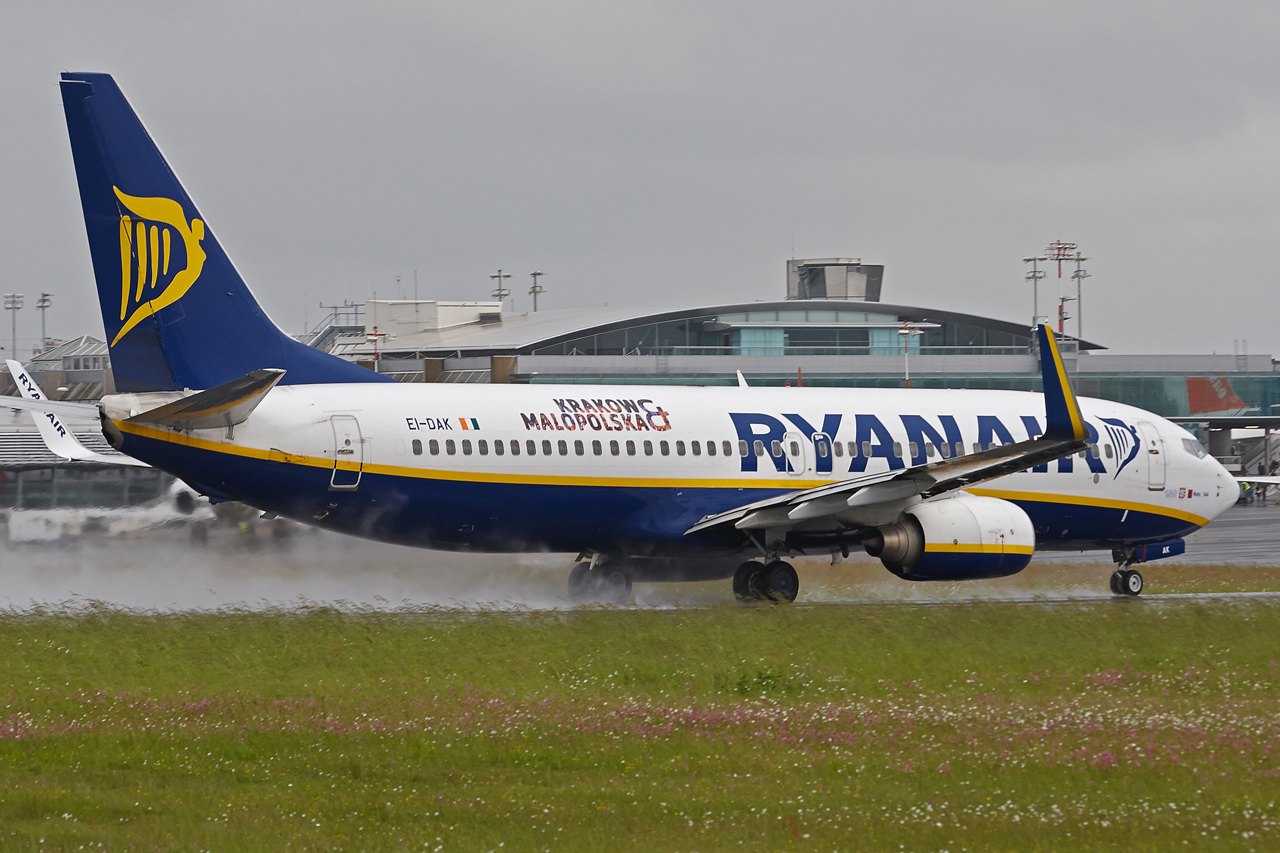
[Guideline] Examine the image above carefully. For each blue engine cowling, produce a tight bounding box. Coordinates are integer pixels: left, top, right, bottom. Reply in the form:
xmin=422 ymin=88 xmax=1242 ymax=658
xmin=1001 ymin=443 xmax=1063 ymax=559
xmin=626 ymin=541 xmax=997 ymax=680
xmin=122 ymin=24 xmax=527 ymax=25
xmin=863 ymin=493 xmax=1036 ymax=581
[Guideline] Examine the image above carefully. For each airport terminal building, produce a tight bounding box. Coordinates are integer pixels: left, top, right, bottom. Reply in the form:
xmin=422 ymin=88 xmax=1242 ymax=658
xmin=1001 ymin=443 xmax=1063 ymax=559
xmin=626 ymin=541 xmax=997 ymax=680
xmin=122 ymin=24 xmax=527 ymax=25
xmin=4 ymin=257 xmax=1280 ymax=501
xmin=310 ymin=259 xmax=1280 ymax=427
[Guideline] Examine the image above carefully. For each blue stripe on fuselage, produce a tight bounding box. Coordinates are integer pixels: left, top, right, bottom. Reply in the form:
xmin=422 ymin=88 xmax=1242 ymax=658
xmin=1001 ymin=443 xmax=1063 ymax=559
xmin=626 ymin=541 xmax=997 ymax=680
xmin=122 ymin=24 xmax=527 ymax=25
xmin=119 ymin=431 xmax=1202 ymax=555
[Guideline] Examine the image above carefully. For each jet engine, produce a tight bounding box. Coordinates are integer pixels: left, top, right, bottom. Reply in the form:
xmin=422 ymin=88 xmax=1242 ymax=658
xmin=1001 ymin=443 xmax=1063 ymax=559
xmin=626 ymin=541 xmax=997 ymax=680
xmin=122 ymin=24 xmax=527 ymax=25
xmin=862 ymin=493 xmax=1035 ymax=581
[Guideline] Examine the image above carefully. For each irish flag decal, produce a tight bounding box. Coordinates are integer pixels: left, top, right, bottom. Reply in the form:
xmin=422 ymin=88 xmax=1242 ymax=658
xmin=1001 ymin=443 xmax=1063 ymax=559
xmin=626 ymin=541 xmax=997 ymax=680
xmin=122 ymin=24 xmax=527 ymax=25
xmin=458 ymin=417 xmax=480 ymax=430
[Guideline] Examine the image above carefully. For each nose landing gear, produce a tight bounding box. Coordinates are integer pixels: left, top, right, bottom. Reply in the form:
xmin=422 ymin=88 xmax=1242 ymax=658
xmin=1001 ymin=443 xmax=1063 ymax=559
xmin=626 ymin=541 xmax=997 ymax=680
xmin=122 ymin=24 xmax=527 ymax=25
xmin=1109 ymin=548 xmax=1144 ymax=596
xmin=732 ymin=559 xmax=799 ymax=603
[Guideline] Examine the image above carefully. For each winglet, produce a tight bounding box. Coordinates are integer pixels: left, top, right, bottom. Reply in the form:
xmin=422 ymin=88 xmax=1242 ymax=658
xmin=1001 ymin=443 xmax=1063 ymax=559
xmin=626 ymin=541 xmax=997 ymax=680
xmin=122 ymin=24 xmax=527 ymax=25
xmin=1037 ymin=324 xmax=1087 ymax=441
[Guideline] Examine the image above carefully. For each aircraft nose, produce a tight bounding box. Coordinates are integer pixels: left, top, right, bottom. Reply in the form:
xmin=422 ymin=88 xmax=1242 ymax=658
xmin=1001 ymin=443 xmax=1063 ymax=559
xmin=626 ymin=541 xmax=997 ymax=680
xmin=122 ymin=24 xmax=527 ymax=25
xmin=1208 ymin=456 xmax=1238 ymax=520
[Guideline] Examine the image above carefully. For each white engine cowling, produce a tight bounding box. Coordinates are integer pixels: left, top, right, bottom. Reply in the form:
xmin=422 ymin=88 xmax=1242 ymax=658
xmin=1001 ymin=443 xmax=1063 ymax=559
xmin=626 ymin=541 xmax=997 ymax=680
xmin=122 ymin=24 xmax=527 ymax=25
xmin=863 ymin=493 xmax=1035 ymax=581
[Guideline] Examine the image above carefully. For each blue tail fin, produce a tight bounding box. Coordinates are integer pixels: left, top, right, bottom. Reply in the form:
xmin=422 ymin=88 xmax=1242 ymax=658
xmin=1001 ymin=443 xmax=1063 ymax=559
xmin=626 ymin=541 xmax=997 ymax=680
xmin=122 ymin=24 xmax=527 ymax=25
xmin=59 ymin=72 xmax=389 ymax=392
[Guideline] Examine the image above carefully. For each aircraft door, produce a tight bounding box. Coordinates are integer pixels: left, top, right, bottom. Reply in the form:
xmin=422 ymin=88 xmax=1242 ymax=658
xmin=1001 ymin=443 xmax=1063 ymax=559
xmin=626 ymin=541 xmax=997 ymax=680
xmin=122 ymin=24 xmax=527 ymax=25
xmin=1136 ymin=421 xmax=1165 ymax=490
xmin=330 ymin=415 xmax=364 ymax=490
xmin=783 ymin=430 xmax=807 ymax=476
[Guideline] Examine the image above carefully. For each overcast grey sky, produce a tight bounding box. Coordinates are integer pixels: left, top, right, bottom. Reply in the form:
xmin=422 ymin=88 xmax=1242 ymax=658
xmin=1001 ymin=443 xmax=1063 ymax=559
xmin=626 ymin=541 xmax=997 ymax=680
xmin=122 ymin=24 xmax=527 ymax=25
xmin=2 ymin=1 xmax=1278 ymax=357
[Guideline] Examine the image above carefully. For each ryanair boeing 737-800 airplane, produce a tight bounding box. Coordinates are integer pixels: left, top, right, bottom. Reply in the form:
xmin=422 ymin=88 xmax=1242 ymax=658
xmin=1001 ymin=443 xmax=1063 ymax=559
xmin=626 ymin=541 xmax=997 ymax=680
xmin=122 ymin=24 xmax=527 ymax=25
xmin=9 ymin=73 xmax=1237 ymax=603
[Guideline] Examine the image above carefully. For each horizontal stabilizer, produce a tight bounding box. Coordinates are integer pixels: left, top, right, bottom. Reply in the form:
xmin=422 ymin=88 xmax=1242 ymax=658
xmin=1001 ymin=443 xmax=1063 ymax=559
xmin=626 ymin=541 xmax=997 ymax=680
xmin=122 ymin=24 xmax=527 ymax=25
xmin=126 ymin=368 xmax=285 ymax=430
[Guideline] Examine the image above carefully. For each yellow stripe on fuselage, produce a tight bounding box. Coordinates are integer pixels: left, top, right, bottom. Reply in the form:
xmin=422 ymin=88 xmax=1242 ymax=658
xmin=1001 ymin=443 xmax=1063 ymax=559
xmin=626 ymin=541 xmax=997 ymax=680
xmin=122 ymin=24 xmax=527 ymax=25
xmin=115 ymin=420 xmax=1206 ymax=526
xmin=967 ymin=487 xmax=1209 ymax=527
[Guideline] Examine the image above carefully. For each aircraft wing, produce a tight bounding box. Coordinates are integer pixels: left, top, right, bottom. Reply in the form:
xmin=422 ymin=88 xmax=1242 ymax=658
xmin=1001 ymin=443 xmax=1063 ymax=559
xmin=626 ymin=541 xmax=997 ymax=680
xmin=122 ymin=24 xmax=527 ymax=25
xmin=686 ymin=324 xmax=1089 ymax=536
xmin=5 ymin=359 xmax=150 ymax=467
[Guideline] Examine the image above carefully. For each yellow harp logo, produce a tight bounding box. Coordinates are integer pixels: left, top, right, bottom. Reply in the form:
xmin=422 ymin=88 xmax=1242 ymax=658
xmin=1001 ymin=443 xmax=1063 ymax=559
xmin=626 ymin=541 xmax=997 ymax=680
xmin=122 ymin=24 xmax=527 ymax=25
xmin=112 ymin=187 xmax=206 ymax=345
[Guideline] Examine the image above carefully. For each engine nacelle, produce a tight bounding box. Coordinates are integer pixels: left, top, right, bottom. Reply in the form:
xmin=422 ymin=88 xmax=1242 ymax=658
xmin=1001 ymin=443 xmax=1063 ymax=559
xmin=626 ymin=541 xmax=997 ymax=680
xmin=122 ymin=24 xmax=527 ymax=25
xmin=863 ymin=493 xmax=1035 ymax=581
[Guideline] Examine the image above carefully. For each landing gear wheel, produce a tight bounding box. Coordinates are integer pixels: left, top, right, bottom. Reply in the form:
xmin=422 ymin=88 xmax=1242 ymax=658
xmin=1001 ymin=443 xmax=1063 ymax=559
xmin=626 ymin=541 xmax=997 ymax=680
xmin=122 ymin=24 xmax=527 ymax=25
xmin=1121 ymin=569 xmax=1144 ymax=596
xmin=1109 ymin=570 xmax=1125 ymax=596
xmin=600 ymin=570 xmax=633 ymax=605
xmin=733 ymin=561 xmax=765 ymax=602
xmin=567 ymin=562 xmax=593 ymax=602
xmin=762 ymin=560 xmax=799 ymax=603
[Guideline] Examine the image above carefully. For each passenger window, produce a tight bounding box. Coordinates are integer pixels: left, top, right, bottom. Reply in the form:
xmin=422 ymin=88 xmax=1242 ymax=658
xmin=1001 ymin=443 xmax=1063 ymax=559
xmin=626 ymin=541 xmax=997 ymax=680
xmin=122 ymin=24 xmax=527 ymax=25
xmin=429 ymin=439 xmax=439 ymax=455
xmin=755 ymin=440 xmax=765 ymax=457
xmin=495 ymin=440 xmax=505 ymax=456
xmin=691 ymin=441 xmax=701 ymax=456
xmin=676 ymin=441 xmax=686 ymax=456
xmin=510 ymin=439 xmax=521 ymax=456
xmin=909 ymin=442 xmax=919 ymax=458
xmin=892 ymin=442 xmax=902 ymax=458
xmin=462 ymin=440 xmax=472 ymax=456
xmin=833 ymin=441 xmax=843 ymax=458
xmin=926 ymin=443 xmax=936 ymax=458
xmin=478 ymin=439 xmax=488 ymax=456
xmin=592 ymin=440 xmax=603 ymax=456
xmin=706 ymin=440 xmax=716 ymax=457
xmin=973 ymin=442 xmax=981 ymax=454
xmin=816 ymin=439 xmax=828 ymax=458
xmin=860 ymin=441 xmax=871 ymax=457
xmin=558 ymin=439 xmax=568 ymax=456
xmin=789 ymin=441 xmax=799 ymax=457
xmin=771 ymin=440 xmax=782 ymax=458
xmin=446 ymin=439 xmax=456 ymax=456
xmin=542 ymin=440 xmax=552 ymax=456
xmin=644 ymin=440 xmax=653 ymax=456
xmin=738 ymin=440 xmax=748 ymax=456
xmin=412 ymin=439 xmax=422 ymax=456
xmin=526 ymin=440 xmax=537 ymax=456
xmin=661 ymin=441 xmax=671 ymax=456
xmin=610 ymin=440 xmax=620 ymax=456
xmin=1105 ymin=444 xmax=1114 ymax=459
xmin=626 ymin=440 xmax=636 ymax=456
xmin=574 ymin=440 xmax=585 ymax=456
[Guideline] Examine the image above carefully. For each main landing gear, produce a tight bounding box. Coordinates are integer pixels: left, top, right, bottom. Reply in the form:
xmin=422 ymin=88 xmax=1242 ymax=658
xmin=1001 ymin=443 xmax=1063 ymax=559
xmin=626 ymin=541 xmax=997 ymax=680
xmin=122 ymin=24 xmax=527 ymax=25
xmin=732 ymin=559 xmax=799 ymax=603
xmin=567 ymin=558 xmax=632 ymax=605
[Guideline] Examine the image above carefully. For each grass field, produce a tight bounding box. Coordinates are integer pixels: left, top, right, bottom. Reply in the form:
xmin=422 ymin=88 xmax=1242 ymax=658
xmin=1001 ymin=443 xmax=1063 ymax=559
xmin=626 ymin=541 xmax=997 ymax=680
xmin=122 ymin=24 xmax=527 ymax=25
xmin=3 ymin=582 xmax=1280 ymax=850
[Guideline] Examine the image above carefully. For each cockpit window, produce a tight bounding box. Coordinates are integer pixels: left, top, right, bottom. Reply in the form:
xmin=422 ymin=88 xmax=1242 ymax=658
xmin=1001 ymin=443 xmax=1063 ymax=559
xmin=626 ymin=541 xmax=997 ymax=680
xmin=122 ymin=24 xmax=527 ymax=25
xmin=1182 ymin=438 xmax=1207 ymax=459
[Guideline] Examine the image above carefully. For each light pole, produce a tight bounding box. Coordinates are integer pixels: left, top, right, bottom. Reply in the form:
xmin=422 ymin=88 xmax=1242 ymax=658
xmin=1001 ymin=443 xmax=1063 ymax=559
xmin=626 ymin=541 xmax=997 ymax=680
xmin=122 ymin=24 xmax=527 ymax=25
xmin=529 ymin=271 xmax=548 ymax=312
xmin=36 ymin=292 xmax=52 ymax=352
xmin=1023 ymin=256 xmax=1047 ymax=328
xmin=898 ymin=324 xmax=923 ymax=388
xmin=489 ymin=269 xmax=512 ymax=305
xmin=1070 ymin=253 xmax=1090 ymax=342
xmin=4 ymin=293 xmax=23 ymax=359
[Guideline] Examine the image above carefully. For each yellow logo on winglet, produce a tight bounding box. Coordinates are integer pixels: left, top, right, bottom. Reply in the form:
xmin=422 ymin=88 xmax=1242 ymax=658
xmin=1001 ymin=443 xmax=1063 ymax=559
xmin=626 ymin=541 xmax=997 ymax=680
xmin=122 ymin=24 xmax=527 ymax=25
xmin=112 ymin=187 xmax=206 ymax=346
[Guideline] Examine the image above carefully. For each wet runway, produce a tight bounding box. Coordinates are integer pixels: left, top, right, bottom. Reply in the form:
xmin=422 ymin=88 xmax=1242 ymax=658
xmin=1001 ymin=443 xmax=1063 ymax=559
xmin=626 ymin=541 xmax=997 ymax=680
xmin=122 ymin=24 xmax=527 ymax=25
xmin=1 ymin=503 xmax=1277 ymax=611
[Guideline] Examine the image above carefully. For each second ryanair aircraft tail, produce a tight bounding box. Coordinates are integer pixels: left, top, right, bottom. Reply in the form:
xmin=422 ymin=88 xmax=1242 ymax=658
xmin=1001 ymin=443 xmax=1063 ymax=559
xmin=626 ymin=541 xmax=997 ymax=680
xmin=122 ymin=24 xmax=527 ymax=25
xmin=59 ymin=72 xmax=388 ymax=393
